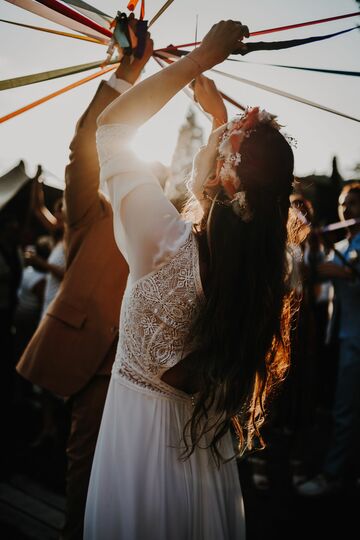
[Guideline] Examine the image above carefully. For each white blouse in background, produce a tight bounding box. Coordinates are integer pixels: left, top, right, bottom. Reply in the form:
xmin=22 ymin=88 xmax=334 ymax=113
xmin=41 ymin=240 xmax=65 ymax=318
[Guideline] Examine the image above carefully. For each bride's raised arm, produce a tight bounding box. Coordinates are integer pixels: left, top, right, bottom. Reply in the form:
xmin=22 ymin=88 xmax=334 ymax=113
xmin=98 ymin=21 xmax=249 ymax=128
xmin=97 ymin=20 xmax=249 ymax=282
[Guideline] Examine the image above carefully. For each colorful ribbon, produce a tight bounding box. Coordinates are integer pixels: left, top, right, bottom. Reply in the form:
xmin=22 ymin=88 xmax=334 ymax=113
xmin=135 ymin=19 xmax=149 ymax=58
xmin=0 ymin=59 xmax=119 ymax=90
xmin=0 ymin=18 xmax=103 ymax=44
xmin=154 ymin=50 xmax=360 ymax=122
xmin=250 ymin=11 xmax=360 ymax=37
xmin=106 ymin=12 xmax=149 ymax=62
xmin=155 ymin=26 xmax=359 ymax=78
xmin=34 ymin=0 xmax=112 ymax=37
xmin=0 ymin=65 xmax=117 ymax=124
xmin=62 ymin=0 xmax=112 ymax=24
xmin=156 ymin=26 xmax=358 ymax=57
xmin=239 ymin=26 xmax=359 ymax=55
xmin=5 ymin=0 xmax=109 ymax=42
xmin=162 ymin=11 xmax=360 ymax=49
xmin=153 ymin=56 xmax=212 ymax=121
xmin=211 ymin=68 xmax=360 ymax=123
xmin=149 ymin=0 xmax=175 ymax=28
xmin=231 ymin=62 xmax=360 ymax=78
xmin=2 ymin=3 xmax=358 ymax=125
xmin=113 ymin=13 xmax=132 ymax=50
xmin=154 ymin=55 xmax=246 ymax=114
xmin=265 ymin=64 xmax=360 ymax=78
xmin=218 ymin=91 xmax=246 ymax=112
xmin=127 ymin=0 xmax=145 ymax=20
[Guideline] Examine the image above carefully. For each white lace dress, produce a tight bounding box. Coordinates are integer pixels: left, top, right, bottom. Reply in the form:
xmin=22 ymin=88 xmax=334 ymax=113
xmin=84 ymin=124 xmax=245 ymax=540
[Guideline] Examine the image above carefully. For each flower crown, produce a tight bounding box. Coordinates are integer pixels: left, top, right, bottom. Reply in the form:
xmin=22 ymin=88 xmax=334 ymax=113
xmin=204 ymin=107 xmax=283 ymax=222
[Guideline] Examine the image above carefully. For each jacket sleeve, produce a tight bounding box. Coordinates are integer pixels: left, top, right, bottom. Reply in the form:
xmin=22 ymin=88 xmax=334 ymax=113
xmin=64 ymin=81 xmax=121 ymax=229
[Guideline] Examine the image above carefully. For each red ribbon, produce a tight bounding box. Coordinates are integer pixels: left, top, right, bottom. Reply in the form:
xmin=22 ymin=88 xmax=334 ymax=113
xmin=252 ymin=11 xmax=360 ymax=36
xmin=159 ymin=11 xmax=360 ymax=50
xmin=35 ymin=0 xmax=112 ymax=37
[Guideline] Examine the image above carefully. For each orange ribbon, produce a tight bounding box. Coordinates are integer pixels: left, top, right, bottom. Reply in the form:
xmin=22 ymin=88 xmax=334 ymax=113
xmin=0 ymin=65 xmax=117 ymax=124
xmin=127 ymin=0 xmax=145 ymax=20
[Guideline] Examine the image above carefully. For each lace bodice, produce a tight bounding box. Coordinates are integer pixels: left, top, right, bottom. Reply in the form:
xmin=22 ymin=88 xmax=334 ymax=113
xmin=113 ymin=230 xmax=204 ymax=401
xmin=96 ymin=122 xmax=204 ymax=400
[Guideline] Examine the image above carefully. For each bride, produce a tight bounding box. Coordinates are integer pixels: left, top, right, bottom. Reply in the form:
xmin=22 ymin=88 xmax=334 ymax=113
xmin=85 ymin=19 xmax=295 ymax=540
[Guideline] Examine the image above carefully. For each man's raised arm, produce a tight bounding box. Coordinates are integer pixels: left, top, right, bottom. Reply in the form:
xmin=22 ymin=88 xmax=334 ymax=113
xmin=64 ymin=34 xmax=154 ymax=229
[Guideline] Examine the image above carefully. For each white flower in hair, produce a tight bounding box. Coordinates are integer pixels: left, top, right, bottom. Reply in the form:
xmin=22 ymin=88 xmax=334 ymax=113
xmin=207 ymin=107 xmax=292 ymax=222
xmin=231 ymin=191 xmax=253 ymax=222
xmin=219 ymin=161 xmax=238 ymax=183
xmin=258 ymin=109 xmax=276 ymax=124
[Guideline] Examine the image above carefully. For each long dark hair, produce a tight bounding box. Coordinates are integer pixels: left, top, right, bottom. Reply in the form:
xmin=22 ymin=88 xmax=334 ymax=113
xmin=183 ymin=124 xmax=296 ymax=463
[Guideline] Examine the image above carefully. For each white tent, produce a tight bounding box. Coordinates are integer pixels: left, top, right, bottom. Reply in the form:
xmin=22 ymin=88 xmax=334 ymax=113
xmin=0 ymin=161 xmax=31 ymax=212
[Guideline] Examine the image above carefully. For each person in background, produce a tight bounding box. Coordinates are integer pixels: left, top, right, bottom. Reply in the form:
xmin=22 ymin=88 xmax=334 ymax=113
xmin=0 ymin=213 xmax=23 ymax=354
xmin=14 ymin=236 xmax=53 ymax=358
xmin=0 ymin=212 xmax=23 ymax=478
xmin=247 ymin=195 xmax=315 ymax=490
xmin=18 ymin=182 xmax=68 ymax=455
xmin=297 ymin=182 xmax=360 ymax=495
xmin=281 ymin=195 xmax=319 ymax=485
xmin=29 ymin=170 xmax=66 ymax=318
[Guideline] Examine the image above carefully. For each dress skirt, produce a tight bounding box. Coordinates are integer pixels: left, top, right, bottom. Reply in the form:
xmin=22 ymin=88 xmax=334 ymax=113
xmin=84 ymin=376 xmax=245 ymax=540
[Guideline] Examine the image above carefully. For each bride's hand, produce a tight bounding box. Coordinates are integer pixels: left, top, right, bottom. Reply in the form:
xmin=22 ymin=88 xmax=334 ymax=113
xmin=190 ymin=75 xmax=228 ymax=126
xmin=189 ymin=20 xmax=249 ymax=72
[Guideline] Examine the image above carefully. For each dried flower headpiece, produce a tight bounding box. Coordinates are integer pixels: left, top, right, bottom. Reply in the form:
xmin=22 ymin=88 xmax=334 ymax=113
xmin=204 ymin=107 xmax=285 ymax=222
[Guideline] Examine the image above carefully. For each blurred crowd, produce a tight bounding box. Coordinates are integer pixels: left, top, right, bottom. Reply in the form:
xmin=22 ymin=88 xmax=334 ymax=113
xmin=248 ymin=183 xmax=360 ymax=497
xmin=0 ymin=168 xmax=67 ymax=484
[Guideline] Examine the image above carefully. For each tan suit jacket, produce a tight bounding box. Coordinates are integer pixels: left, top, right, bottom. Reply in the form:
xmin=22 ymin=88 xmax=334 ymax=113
xmin=17 ymin=81 xmax=129 ymax=397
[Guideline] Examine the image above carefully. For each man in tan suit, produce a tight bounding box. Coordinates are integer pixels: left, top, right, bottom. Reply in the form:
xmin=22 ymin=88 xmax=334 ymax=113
xmin=17 ymin=38 xmax=154 ymax=539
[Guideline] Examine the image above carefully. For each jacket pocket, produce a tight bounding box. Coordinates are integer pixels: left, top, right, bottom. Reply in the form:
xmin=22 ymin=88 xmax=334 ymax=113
xmin=47 ymin=298 xmax=86 ymax=329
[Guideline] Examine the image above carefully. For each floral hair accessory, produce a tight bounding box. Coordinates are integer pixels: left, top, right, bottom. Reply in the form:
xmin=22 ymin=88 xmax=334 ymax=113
xmin=231 ymin=191 xmax=253 ymax=223
xmin=204 ymin=107 xmax=282 ymax=222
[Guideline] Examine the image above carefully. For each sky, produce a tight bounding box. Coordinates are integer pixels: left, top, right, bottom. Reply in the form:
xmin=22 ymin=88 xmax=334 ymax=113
xmin=0 ymin=0 xmax=360 ymax=188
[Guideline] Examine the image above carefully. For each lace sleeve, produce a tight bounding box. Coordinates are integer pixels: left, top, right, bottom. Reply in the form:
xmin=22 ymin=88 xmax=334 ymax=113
xmin=96 ymin=123 xmax=188 ymax=281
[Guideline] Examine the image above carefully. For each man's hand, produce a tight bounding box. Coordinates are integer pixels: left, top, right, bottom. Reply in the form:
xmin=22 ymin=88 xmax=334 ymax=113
xmin=30 ymin=171 xmax=59 ymax=231
xmin=190 ymin=75 xmax=227 ymax=128
xmin=115 ymin=24 xmax=153 ymax=85
xmin=30 ymin=173 xmax=45 ymax=212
